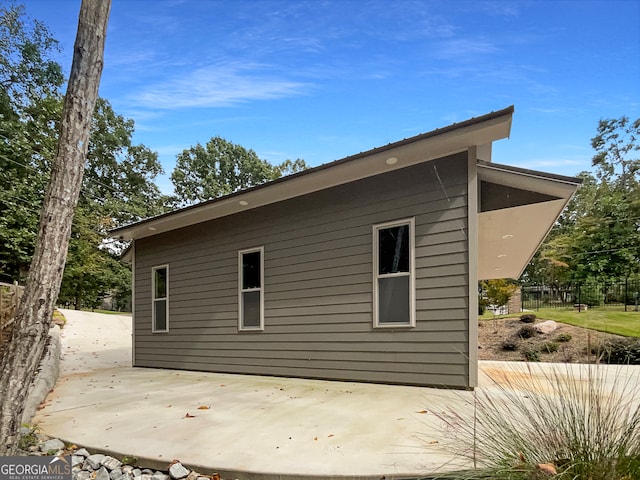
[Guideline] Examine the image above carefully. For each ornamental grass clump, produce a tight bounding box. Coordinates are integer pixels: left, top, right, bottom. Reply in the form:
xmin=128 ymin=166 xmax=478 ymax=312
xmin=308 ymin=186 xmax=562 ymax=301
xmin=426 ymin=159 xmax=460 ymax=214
xmin=440 ymin=363 xmax=640 ymax=480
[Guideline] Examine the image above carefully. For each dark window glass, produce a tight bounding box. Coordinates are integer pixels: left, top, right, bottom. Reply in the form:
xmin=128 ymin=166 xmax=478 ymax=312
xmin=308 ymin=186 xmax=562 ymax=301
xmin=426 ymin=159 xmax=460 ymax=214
xmin=242 ymin=291 xmax=261 ymax=327
xmin=242 ymin=251 xmax=261 ymax=289
xmin=154 ymin=268 xmax=167 ymax=298
xmin=378 ymin=276 xmax=410 ymax=324
xmin=378 ymin=225 xmax=409 ymax=275
xmin=154 ymin=299 xmax=167 ymax=330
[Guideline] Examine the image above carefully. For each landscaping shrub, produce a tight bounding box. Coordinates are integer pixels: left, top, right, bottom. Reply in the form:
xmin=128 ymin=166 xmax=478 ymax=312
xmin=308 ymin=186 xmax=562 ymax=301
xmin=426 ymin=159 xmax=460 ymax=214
xmin=521 ymin=348 xmax=540 ymax=362
xmin=519 ymin=313 xmax=536 ymax=323
xmin=517 ymin=325 xmax=537 ymax=339
xmin=599 ymin=338 xmax=640 ymax=365
xmin=555 ymin=333 xmax=572 ymax=343
xmin=439 ymin=363 xmax=640 ymax=480
xmin=500 ymin=340 xmax=519 ymax=351
xmin=540 ymin=341 xmax=559 ymax=354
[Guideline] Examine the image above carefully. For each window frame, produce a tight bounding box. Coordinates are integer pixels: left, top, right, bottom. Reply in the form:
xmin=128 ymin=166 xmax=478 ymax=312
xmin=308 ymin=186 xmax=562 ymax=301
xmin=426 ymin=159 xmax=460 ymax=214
xmin=151 ymin=264 xmax=169 ymax=333
xmin=372 ymin=218 xmax=416 ymax=328
xmin=238 ymin=246 xmax=265 ymax=331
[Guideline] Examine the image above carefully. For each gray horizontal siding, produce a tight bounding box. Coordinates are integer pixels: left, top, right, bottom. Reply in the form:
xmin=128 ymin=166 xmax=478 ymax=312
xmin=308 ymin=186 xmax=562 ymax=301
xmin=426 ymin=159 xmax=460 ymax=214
xmin=134 ymin=152 xmax=470 ymax=387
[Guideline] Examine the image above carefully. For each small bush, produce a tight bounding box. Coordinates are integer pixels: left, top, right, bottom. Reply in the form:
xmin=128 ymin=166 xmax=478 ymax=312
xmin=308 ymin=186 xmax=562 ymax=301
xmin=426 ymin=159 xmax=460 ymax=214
xmin=500 ymin=340 xmax=519 ymax=351
xmin=540 ymin=341 xmax=559 ymax=354
xmin=555 ymin=333 xmax=572 ymax=343
xmin=521 ymin=348 xmax=540 ymax=362
xmin=517 ymin=325 xmax=537 ymax=339
xmin=519 ymin=313 xmax=536 ymax=323
xmin=599 ymin=338 xmax=640 ymax=365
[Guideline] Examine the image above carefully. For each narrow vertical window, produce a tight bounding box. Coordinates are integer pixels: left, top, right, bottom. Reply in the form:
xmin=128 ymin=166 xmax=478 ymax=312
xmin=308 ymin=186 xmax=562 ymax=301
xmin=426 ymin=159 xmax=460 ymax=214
xmin=152 ymin=265 xmax=169 ymax=332
xmin=239 ymin=247 xmax=264 ymax=331
xmin=373 ymin=219 xmax=415 ymax=327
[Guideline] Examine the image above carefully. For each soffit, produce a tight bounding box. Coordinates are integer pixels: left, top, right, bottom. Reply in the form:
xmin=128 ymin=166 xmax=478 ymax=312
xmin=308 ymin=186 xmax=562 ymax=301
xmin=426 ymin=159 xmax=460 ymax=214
xmin=477 ymin=163 xmax=580 ymax=280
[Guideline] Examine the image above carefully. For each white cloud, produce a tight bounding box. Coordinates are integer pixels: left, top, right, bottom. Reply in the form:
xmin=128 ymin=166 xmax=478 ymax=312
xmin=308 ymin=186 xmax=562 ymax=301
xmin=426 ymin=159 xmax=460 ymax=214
xmin=131 ymin=63 xmax=310 ymax=109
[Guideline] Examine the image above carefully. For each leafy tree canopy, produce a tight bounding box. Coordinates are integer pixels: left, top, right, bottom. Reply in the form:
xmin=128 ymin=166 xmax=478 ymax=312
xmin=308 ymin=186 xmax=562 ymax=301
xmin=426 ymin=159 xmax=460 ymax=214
xmin=171 ymin=136 xmax=308 ymax=206
xmin=523 ymin=116 xmax=640 ymax=285
xmin=0 ymin=4 xmax=168 ymax=310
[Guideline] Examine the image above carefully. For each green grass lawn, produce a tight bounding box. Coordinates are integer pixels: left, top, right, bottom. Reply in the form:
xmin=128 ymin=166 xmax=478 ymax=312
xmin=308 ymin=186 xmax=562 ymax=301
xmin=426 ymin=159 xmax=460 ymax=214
xmin=482 ymin=308 xmax=640 ymax=337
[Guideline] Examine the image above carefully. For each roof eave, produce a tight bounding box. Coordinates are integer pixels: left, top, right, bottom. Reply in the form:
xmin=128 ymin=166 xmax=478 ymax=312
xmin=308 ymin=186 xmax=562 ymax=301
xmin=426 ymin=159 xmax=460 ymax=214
xmin=112 ymin=106 xmax=514 ymax=241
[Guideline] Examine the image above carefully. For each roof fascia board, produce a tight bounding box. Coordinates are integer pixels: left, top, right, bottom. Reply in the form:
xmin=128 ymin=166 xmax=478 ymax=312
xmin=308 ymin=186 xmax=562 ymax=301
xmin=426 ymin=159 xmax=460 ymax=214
xmin=114 ymin=109 xmax=513 ymax=240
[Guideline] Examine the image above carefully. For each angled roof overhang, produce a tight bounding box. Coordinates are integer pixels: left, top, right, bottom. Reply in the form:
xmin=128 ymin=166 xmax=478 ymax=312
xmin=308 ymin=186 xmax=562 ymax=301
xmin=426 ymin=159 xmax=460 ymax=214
xmin=112 ymin=107 xmax=514 ymax=241
xmin=477 ymin=161 xmax=581 ymax=280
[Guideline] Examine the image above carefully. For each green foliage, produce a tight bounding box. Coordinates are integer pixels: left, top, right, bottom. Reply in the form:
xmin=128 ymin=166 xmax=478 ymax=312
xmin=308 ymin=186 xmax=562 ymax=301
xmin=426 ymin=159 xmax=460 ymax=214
xmin=0 ymin=3 xmax=63 ymax=279
xmin=18 ymin=423 xmax=40 ymax=450
xmin=0 ymin=3 xmax=63 ymax=109
xmin=523 ymin=116 xmax=640 ymax=286
xmin=171 ymin=136 xmax=308 ymax=206
xmin=519 ymin=314 xmax=536 ymax=323
xmin=517 ymin=325 xmax=537 ymax=339
xmin=521 ymin=348 xmax=540 ymax=362
xmin=555 ymin=333 xmax=572 ymax=343
xmin=480 ymin=279 xmax=517 ymax=318
xmin=120 ymin=455 xmax=138 ymax=466
xmin=500 ymin=340 xmax=519 ymax=351
xmin=0 ymin=5 xmax=167 ymax=308
xmin=442 ymin=364 xmax=640 ymax=479
xmin=540 ymin=341 xmax=559 ymax=354
xmin=598 ymin=338 xmax=640 ymax=365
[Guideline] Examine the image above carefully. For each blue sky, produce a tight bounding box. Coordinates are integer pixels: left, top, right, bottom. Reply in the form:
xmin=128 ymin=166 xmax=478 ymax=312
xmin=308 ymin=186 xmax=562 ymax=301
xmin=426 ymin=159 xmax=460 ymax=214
xmin=29 ymin=0 xmax=640 ymax=194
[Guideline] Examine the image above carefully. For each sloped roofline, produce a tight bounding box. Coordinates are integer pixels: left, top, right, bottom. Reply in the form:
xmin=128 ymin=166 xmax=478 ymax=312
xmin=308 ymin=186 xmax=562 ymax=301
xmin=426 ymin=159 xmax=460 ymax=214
xmin=112 ymin=106 xmax=515 ymax=241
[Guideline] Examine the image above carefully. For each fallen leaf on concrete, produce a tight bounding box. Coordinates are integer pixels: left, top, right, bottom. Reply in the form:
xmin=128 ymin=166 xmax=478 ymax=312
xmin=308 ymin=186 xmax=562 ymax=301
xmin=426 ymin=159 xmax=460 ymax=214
xmin=183 ymin=413 xmax=196 ymax=418
xmin=314 ymin=437 xmax=318 ymax=441
xmin=328 ymin=434 xmax=334 ymax=438
xmin=415 ymin=410 xmax=427 ymax=414
xmin=428 ymin=440 xmax=439 ymax=445
xmin=197 ymin=405 xmax=210 ymax=410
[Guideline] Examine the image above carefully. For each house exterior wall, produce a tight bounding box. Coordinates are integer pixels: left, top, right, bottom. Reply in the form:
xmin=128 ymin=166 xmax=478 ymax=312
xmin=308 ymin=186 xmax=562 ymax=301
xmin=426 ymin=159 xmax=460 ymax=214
xmin=133 ymin=152 xmax=471 ymax=387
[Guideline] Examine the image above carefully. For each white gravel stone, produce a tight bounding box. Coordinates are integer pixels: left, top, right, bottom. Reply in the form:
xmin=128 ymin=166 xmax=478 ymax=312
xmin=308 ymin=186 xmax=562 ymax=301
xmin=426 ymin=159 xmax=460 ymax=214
xmin=40 ymin=438 xmax=65 ymax=453
xmin=76 ymin=471 xmax=91 ymax=480
xmin=168 ymin=463 xmax=190 ymax=480
xmin=102 ymin=456 xmax=123 ymax=471
xmin=75 ymin=448 xmax=91 ymax=457
xmin=85 ymin=454 xmax=106 ymax=470
xmin=95 ymin=467 xmax=111 ymax=480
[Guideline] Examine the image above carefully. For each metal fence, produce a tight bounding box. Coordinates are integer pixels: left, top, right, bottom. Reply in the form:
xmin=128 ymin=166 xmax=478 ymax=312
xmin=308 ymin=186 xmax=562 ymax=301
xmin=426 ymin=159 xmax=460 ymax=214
xmin=521 ymin=280 xmax=640 ymax=311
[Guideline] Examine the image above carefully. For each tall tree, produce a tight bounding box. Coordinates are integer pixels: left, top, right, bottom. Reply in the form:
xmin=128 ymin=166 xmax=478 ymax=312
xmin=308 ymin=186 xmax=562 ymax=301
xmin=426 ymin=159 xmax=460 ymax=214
xmin=0 ymin=0 xmax=111 ymax=454
xmin=171 ymin=136 xmax=308 ymax=205
xmin=0 ymin=3 xmax=64 ymax=280
xmin=523 ymin=117 xmax=640 ymax=285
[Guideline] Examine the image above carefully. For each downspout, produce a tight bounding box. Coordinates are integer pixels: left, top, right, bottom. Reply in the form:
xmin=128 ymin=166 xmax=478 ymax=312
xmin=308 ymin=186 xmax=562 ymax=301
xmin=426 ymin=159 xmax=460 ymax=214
xmin=467 ymin=146 xmax=479 ymax=388
xmin=131 ymin=241 xmax=136 ymax=367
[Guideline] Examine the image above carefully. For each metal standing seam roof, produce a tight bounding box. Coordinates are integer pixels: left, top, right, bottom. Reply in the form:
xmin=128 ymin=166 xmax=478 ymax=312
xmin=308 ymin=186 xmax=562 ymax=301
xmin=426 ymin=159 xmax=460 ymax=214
xmin=111 ymin=106 xmax=516 ymax=241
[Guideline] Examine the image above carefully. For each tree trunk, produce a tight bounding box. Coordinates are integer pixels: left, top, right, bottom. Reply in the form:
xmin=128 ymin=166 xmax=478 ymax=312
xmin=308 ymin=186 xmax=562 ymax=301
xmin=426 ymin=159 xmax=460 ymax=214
xmin=0 ymin=0 xmax=111 ymax=455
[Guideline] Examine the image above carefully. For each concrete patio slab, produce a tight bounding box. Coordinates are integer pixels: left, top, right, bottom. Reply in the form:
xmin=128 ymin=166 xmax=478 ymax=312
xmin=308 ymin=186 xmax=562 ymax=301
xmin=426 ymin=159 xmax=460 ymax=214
xmin=32 ymin=310 xmax=640 ymax=479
